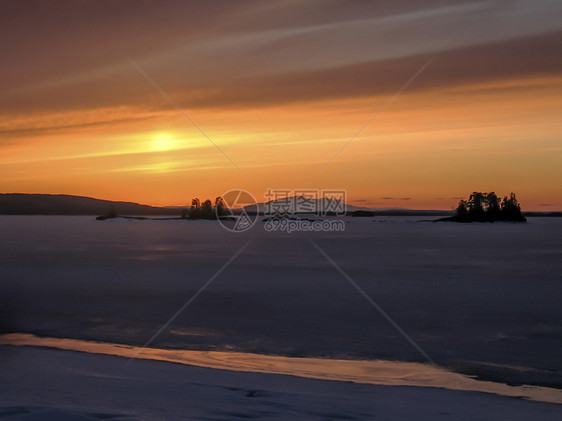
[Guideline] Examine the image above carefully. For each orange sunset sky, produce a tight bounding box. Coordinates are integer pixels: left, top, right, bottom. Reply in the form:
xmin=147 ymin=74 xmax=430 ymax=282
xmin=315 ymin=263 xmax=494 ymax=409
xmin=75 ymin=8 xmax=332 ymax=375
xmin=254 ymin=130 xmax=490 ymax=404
xmin=1 ymin=1 xmax=561 ymax=210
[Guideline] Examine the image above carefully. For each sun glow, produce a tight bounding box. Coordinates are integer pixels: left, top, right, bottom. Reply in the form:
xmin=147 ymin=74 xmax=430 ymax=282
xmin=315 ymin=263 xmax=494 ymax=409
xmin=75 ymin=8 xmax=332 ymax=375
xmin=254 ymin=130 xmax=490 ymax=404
xmin=151 ymin=133 xmax=175 ymax=152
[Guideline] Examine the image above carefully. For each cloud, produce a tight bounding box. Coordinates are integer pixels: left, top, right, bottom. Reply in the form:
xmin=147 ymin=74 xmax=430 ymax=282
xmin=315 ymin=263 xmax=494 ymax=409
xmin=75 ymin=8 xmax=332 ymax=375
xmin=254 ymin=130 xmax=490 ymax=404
xmin=0 ymin=115 xmax=153 ymax=140
xmin=1 ymin=1 xmax=561 ymax=118
xmin=352 ymin=199 xmax=380 ymax=205
xmin=381 ymin=197 xmax=411 ymax=200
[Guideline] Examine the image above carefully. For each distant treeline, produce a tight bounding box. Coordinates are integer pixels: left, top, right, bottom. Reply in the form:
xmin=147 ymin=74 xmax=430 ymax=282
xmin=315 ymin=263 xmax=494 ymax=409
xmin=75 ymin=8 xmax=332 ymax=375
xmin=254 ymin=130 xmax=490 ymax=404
xmin=1 ymin=193 xmax=558 ymax=218
xmin=440 ymin=192 xmax=526 ymax=222
xmin=185 ymin=197 xmax=225 ymax=220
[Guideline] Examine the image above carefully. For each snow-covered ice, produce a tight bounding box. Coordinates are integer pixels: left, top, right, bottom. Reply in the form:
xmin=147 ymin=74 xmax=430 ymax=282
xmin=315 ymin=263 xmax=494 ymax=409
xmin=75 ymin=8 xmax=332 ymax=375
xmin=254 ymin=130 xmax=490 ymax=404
xmin=1 ymin=346 xmax=561 ymax=420
xmin=1 ymin=215 xmax=561 ymax=417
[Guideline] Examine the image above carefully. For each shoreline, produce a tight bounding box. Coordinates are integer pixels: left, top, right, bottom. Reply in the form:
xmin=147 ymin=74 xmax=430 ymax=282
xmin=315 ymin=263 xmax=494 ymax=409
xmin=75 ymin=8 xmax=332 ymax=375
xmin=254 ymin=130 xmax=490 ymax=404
xmin=2 ymin=333 xmax=561 ymax=405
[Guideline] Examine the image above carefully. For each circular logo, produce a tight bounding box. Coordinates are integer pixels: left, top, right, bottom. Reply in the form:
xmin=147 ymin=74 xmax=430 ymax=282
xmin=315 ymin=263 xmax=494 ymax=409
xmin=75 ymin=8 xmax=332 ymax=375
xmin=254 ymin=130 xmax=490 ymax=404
xmin=216 ymin=189 xmax=258 ymax=232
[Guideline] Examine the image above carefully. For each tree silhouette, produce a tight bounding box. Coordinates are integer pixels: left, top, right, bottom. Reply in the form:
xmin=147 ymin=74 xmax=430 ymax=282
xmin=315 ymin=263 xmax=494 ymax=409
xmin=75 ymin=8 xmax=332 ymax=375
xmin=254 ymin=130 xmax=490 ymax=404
xmin=201 ymin=199 xmax=213 ymax=218
xmin=487 ymin=192 xmax=501 ymax=220
xmin=501 ymin=193 xmax=525 ymax=221
xmin=467 ymin=192 xmax=486 ymax=219
xmin=215 ymin=196 xmax=224 ymax=217
xmin=189 ymin=198 xmax=201 ymax=219
xmin=455 ymin=199 xmax=468 ymax=219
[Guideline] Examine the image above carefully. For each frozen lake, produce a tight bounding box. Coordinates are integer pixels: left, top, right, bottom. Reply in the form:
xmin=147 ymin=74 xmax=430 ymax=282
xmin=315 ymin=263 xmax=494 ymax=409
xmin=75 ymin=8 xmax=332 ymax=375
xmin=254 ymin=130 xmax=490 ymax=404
xmin=1 ymin=215 xmax=561 ymax=387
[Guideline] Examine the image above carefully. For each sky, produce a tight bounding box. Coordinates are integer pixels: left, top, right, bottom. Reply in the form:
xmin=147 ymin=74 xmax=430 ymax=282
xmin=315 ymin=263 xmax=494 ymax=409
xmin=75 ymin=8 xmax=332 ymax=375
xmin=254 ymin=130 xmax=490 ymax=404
xmin=1 ymin=0 xmax=561 ymax=210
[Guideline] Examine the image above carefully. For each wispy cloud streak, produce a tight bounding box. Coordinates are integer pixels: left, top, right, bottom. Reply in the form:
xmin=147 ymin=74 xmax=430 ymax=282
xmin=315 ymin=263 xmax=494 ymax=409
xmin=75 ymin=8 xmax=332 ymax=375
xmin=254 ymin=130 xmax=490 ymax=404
xmin=313 ymin=56 xmax=434 ymax=177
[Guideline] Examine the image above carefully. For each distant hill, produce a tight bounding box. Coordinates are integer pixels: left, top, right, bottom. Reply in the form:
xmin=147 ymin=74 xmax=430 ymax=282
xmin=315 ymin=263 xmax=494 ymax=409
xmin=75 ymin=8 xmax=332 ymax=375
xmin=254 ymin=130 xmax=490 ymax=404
xmin=241 ymin=196 xmax=453 ymax=216
xmin=242 ymin=196 xmax=364 ymax=214
xmin=1 ymin=193 xmax=557 ymax=217
xmin=0 ymin=194 xmax=183 ymax=216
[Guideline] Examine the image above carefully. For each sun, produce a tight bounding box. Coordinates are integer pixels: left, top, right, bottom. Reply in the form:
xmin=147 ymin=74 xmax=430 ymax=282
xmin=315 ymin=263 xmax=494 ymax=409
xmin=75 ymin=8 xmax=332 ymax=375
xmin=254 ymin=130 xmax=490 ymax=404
xmin=151 ymin=133 xmax=175 ymax=152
